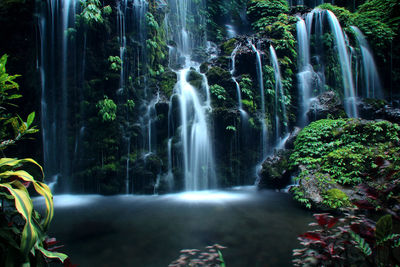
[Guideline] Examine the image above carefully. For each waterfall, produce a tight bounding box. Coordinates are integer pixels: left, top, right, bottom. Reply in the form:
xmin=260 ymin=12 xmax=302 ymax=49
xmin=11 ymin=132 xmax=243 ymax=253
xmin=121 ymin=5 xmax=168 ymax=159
xmin=230 ymin=44 xmax=248 ymax=120
xmin=296 ymin=17 xmax=314 ymax=126
xmin=326 ymin=10 xmax=358 ymax=117
xmin=176 ymin=69 xmax=216 ymax=190
xmin=39 ymin=0 xmax=79 ymax=191
xmin=250 ymin=42 xmax=268 ymax=158
xmin=351 ymin=26 xmax=383 ymax=99
xmin=269 ymin=45 xmax=288 ymax=145
xmin=167 ymin=0 xmax=216 ymax=191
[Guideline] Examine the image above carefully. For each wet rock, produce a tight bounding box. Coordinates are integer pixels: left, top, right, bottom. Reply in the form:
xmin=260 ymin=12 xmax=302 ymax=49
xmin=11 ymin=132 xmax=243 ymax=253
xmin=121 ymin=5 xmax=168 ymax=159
xmin=284 ymin=127 xmax=301 ymax=149
xmin=307 ymin=91 xmax=346 ymax=121
xmin=206 ymin=66 xmax=234 ymax=88
xmin=257 ymin=149 xmax=292 ymax=190
xmin=131 ymin=153 xmax=163 ymax=194
xmin=159 ymin=71 xmax=177 ymax=98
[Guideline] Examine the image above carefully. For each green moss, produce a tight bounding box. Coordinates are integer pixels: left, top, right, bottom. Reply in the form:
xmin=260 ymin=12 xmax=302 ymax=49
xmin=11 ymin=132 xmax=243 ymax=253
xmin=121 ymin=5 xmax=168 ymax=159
xmin=322 ymin=188 xmax=351 ymax=209
xmin=290 ymin=119 xmax=400 ymax=186
xmin=159 ymin=71 xmax=177 ymax=98
xmin=220 ymin=39 xmax=237 ymax=56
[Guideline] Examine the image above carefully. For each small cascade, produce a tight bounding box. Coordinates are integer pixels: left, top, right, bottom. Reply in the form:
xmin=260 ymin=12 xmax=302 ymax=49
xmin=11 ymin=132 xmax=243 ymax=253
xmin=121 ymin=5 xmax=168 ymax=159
xmin=230 ymin=44 xmax=248 ymax=120
xmin=269 ymin=45 xmax=288 ymax=145
xmin=296 ymin=17 xmax=314 ymax=126
xmin=351 ymin=26 xmax=383 ymax=99
xmin=326 ymin=10 xmax=358 ymax=117
xmin=226 ymin=25 xmax=237 ymax=39
xmin=165 ymin=138 xmax=174 ymax=190
xmin=250 ymin=42 xmax=268 ymax=158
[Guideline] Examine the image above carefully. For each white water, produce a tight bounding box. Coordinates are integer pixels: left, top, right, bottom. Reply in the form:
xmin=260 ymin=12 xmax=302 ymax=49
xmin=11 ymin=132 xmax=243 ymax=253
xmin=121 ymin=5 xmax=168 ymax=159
xmin=39 ymin=0 xmax=79 ymax=190
xmin=176 ymin=69 xmax=216 ymax=190
xmin=269 ymin=45 xmax=288 ymax=144
xmin=230 ymin=44 xmax=248 ymax=120
xmin=326 ymin=10 xmax=358 ymax=117
xmin=296 ymin=17 xmax=314 ymax=126
xmin=351 ymin=26 xmax=383 ymax=99
xmin=250 ymin=42 xmax=268 ymax=158
xmin=166 ymin=0 xmax=216 ymax=191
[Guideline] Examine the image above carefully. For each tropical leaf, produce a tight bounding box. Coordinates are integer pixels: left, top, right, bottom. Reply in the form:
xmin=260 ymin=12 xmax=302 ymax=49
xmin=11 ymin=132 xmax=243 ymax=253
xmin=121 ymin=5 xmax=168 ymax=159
xmin=0 ymin=168 xmax=53 ymax=230
xmin=0 ymin=158 xmax=44 ymax=176
xmin=0 ymin=182 xmax=38 ymax=258
xmin=35 ymin=243 xmax=68 ymax=263
xmin=26 ymin=112 xmax=35 ymax=127
xmin=350 ymin=230 xmax=372 ymax=256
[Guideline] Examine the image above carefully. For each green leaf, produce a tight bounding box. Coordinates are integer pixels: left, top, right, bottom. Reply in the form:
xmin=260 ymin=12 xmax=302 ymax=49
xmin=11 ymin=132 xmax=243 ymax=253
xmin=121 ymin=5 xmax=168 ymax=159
xmin=376 ymin=214 xmax=392 ymax=242
xmin=0 ymin=182 xmax=38 ymax=258
xmin=35 ymin=243 xmax=68 ymax=263
xmin=26 ymin=112 xmax=35 ymax=127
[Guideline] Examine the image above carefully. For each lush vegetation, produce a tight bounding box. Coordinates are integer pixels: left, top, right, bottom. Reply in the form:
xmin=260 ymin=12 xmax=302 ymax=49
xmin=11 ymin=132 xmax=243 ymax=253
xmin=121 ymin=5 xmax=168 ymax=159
xmin=0 ymin=55 xmax=69 ymax=266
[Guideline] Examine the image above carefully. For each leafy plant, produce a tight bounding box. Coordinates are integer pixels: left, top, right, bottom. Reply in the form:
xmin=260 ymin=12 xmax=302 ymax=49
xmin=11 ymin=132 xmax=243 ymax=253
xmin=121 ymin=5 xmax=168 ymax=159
xmin=108 ymin=56 xmax=122 ymax=72
xmin=96 ymin=96 xmax=117 ymax=122
xmin=169 ymin=244 xmax=226 ymax=267
xmin=0 ymin=55 xmax=69 ymax=265
xmin=79 ymin=0 xmax=111 ymax=25
xmin=210 ymin=84 xmax=227 ymax=101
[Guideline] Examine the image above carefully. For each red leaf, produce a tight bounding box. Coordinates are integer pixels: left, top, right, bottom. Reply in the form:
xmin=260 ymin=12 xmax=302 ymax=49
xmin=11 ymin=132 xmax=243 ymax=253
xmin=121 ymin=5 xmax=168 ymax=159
xmin=327 ymin=217 xmax=339 ymax=229
xmin=353 ymin=200 xmax=375 ymax=210
xmin=314 ymin=213 xmax=330 ymax=227
xmin=299 ymin=232 xmax=322 ymax=241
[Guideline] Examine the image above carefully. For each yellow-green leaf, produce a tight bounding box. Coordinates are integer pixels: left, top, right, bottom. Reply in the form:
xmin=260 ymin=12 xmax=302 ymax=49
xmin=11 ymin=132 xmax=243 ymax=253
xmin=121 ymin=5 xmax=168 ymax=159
xmin=0 ymin=158 xmax=43 ymax=179
xmin=0 ymin=182 xmax=38 ymax=258
xmin=32 ymin=181 xmax=54 ymax=230
xmin=35 ymin=243 xmax=68 ymax=263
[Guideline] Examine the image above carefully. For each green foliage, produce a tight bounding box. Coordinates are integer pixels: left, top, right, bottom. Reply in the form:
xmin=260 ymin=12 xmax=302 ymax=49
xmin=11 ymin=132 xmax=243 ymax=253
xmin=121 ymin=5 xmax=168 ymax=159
xmin=349 ymin=231 xmax=372 ymax=256
xmin=0 ymin=54 xmax=21 ymax=107
xmin=247 ymin=0 xmax=289 ymax=30
xmin=290 ymin=186 xmax=312 ymax=209
xmin=225 ymin=125 xmax=236 ymax=132
xmin=0 ymin=57 xmax=68 ymax=265
xmin=79 ymin=0 xmax=111 ymax=25
xmin=108 ymin=56 xmax=122 ymax=72
xmin=322 ymin=188 xmax=351 ymax=209
xmin=291 ymin=119 xmax=400 ymax=186
xmin=375 ymin=214 xmax=392 ymax=243
xmin=210 ymin=84 xmax=227 ymax=101
xmin=96 ymin=96 xmax=117 ymax=122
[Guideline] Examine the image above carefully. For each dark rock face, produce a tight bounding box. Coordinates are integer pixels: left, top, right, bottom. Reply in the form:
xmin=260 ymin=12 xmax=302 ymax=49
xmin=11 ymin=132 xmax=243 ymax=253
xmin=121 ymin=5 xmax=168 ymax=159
xmin=358 ymin=99 xmax=400 ymax=125
xmin=285 ymin=127 xmax=301 ymax=150
xmin=131 ymin=153 xmax=163 ymax=194
xmin=307 ymin=91 xmax=346 ymax=121
xmin=257 ymin=149 xmax=292 ymax=190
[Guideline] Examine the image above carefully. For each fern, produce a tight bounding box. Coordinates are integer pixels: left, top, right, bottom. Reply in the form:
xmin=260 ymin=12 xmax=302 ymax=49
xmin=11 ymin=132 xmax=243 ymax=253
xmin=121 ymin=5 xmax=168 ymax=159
xmin=350 ymin=231 xmax=372 ymax=256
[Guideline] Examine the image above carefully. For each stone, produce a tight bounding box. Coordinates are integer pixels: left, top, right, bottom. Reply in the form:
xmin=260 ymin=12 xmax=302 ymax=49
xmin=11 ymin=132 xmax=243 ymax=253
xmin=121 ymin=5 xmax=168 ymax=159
xmin=257 ymin=149 xmax=292 ymax=190
xmin=307 ymin=91 xmax=346 ymax=121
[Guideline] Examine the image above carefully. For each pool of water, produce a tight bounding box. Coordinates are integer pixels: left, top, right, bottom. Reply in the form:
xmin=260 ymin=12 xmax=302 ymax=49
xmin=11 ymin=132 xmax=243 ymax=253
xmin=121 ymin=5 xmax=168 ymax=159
xmin=43 ymin=187 xmax=313 ymax=266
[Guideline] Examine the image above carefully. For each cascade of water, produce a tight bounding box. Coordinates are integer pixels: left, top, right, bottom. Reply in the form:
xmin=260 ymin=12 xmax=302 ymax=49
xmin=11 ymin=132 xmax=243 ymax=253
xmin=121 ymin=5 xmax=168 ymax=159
xmin=167 ymin=0 xmax=216 ymax=191
xmin=326 ymin=10 xmax=358 ymax=117
xmin=230 ymin=44 xmax=248 ymax=120
xmin=250 ymin=42 xmax=268 ymax=158
xmin=165 ymin=138 xmax=174 ymax=190
xmin=296 ymin=17 xmax=314 ymax=126
xmin=176 ymin=69 xmax=216 ymax=190
xmin=351 ymin=26 xmax=383 ymax=99
xmin=269 ymin=45 xmax=288 ymax=145
xmin=39 ymin=0 xmax=79 ymax=190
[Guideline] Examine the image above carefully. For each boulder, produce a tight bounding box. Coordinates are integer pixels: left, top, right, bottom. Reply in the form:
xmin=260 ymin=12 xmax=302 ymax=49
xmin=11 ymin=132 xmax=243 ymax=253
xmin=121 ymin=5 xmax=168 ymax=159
xmin=307 ymin=91 xmax=346 ymax=121
xmin=257 ymin=149 xmax=292 ymax=190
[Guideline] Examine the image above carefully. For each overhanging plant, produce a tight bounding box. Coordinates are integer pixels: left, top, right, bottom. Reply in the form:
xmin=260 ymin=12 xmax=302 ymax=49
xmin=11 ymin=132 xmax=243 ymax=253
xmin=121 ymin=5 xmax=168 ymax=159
xmin=0 ymin=54 xmax=69 ymax=266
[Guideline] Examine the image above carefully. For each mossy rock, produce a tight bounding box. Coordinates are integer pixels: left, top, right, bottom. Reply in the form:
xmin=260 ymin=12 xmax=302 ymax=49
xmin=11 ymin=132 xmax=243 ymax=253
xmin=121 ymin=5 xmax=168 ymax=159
xmin=187 ymin=70 xmax=203 ymax=90
xmin=258 ymin=149 xmax=292 ymax=190
xmin=220 ymin=38 xmax=237 ymax=56
xmin=200 ymin=62 xmax=209 ymax=73
xmin=290 ymin=118 xmax=400 ymax=209
xmin=159 ymin=71 xmax=177 ymax=98
xmin=206 ymin=66 xmax=233 ymax=88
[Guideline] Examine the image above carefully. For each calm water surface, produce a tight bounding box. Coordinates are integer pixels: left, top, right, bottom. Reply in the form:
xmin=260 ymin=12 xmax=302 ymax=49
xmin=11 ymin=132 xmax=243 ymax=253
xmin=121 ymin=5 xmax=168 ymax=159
xmin=43 ymin=187 xmax=313 ymax=267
